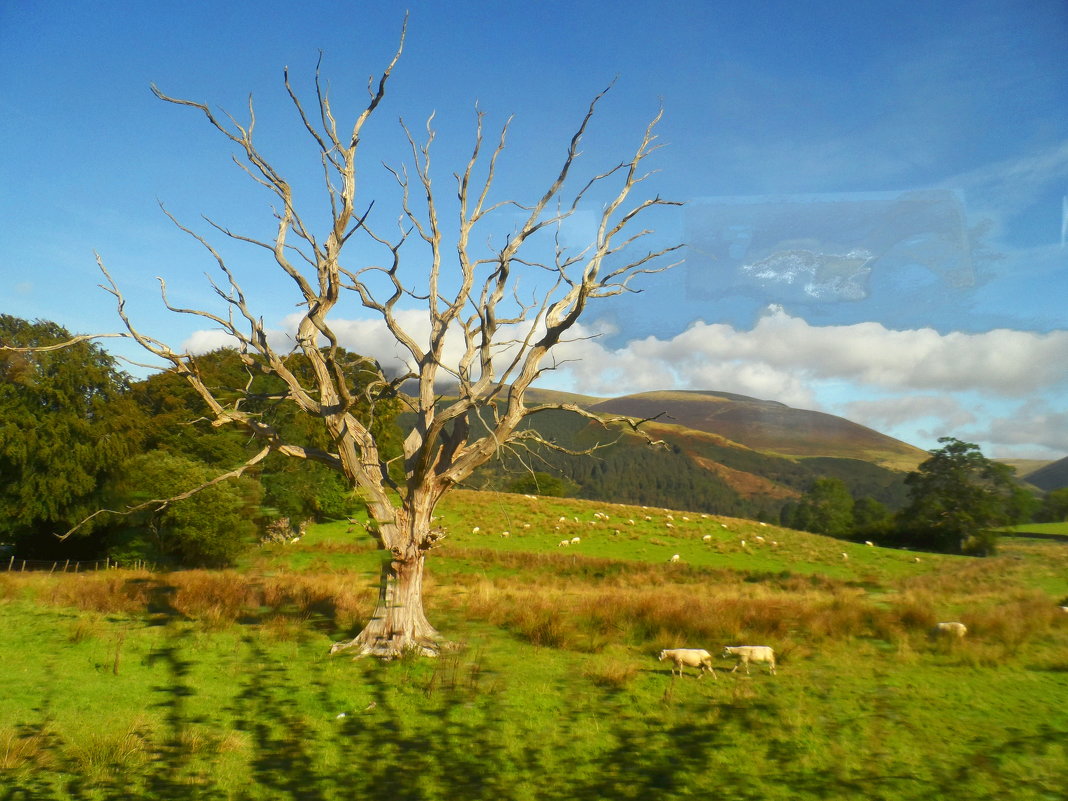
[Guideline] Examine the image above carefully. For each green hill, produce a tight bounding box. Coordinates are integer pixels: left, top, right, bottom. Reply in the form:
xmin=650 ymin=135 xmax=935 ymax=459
xmin=469 ymin=388 xmax=924 ymax=518
xmin=589 ymin=390 xmax=927 ymax=469
xmin=1022 ymin=455 xmax=1068 ymax=492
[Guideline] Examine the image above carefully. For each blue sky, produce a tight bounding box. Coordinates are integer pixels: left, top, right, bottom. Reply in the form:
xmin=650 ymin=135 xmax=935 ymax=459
xmin=2 ymin=0 xmax=1066 ymax=459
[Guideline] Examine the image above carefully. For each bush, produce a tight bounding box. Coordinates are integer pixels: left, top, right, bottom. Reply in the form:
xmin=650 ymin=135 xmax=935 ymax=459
xmin=106 ymin=452 xmax=261 ymax=567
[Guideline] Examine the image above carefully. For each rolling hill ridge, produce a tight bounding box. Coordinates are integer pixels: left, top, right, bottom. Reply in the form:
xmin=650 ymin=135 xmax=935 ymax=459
xmin=476 ymin=388 xmax=929 ymax=520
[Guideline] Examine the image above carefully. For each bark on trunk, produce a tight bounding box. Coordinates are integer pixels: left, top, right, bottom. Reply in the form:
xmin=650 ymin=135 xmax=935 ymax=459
xmin=330 ymin=551 xmax=442 ymax=658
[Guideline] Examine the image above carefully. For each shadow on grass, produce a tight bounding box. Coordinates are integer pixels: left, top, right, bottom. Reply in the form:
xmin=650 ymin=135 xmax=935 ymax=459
xmin=5 ymin=626 xmax=1066 ymax=800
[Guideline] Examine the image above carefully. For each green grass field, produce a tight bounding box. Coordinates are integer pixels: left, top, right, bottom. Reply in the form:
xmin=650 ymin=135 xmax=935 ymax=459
xmin=3 ymin=490 xmax=1067 ymax=800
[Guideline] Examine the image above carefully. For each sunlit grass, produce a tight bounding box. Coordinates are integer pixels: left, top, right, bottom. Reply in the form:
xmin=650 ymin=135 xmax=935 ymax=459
xmin=2 ymin=490 xmax=1067 ymax=799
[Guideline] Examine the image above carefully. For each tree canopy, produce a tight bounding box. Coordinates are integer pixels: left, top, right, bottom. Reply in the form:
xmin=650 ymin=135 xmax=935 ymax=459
xmin=897 ymin=437 xmax=1024 ymax=555
xmin=0 ymin=315 xmax=143 ymax=556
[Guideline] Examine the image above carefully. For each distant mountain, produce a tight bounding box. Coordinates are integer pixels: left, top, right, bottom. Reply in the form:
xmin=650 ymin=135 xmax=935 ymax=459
xmin=470 ymin=388 xmax=927 ymax=520
xmin=587 ymin=390 xmax=927 ymax=470
xmin=1022 ymin=456 xmax=1068 ymax=492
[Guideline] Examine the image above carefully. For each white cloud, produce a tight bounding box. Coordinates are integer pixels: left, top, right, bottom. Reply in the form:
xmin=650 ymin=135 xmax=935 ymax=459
xmin=185 ymin=306 xmax=1068 ymax=403
xmin=840 ymin=395 xmax=977 ymax=431
xmin=970 ymin=400 xmax=1068 ymax=456
xmin=553 ymin=306 xmax=1068 ymax=399
xmin=181 ymin=328 xmax=240 ymax=354
xmin=179 ymin=305 xmax=1068 ymax=455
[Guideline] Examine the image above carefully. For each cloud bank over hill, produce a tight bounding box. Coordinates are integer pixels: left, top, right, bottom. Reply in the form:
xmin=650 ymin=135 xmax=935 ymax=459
xmin=182 ymin=304 xmax=1068 ymax=458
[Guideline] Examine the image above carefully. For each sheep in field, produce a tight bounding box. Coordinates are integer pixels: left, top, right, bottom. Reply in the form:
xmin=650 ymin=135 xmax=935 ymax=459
xmin=669 ymin=554 xmax=680 ymax=563
xmin=658 ymin=649 xmax=718 ymax=679
xmin=933 ymin=621 xmax=967 ymax=639
xmin=722 ymin=645 xmax=777 ymax=675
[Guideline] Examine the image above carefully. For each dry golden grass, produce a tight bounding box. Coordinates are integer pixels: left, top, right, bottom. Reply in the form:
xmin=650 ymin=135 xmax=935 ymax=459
xmin=0 ymin=725 xmax=55 ymax=772
xmin=0 ymin=569 xmax=373 ymax=636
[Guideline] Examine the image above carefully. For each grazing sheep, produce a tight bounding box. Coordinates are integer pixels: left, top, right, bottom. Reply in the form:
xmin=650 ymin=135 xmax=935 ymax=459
xmin=759 ymin=522 xmax=768 ymax=527
xmin=754 ymin=535 xmax=765 ymax=543
xmin=702 ymin=535 xmax=713 ymax=542
xmin=722 ymin=645 xmax=777 ymax=675
xmin=658 ymin=649 xmax=718 ymax=679
xmin=665 ymin=522 xmax=675 ymax=529
xmin=501 ymin=531 xmax=510 ymax=538
xmin=669 ymin=554 xmax=680 ymax=563
xmin=570 ymin=537 xmax=581 ymax=544
xmin=864 ymin=540 xmax=874 ymax=547
xmin=841 ymin=553 xmax=849 ymax=560
xmin=1060 ymin=606 xmax=1068 ymax=614
xmin=471 ymin=526 xmax=480 ymax=534
xmin=558 ymin=540 xmax=570 ymax=547
xmin=934 ymin=621 xmax=967 ymax=639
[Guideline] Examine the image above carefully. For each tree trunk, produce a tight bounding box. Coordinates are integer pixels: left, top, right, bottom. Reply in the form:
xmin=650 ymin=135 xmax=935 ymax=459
xmin=330 ymin=549 xmax=442 ymax=658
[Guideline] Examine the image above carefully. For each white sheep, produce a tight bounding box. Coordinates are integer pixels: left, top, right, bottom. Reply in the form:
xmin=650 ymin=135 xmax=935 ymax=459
xmin=471 ymin=526 xmax=480 ymax=534
xmin=934 ymin=621 xmax=967 ymax=639
xmin=722 ymin=645 xmax=777 ymax=675
xmin=658 ymin=648 xmax=718 ymax=679
xmin=754 ymin=535 xmax=765 ymax=543
xmin=841 ymin=552 xmax=849 ymax=560
xmin=558 ymin=540 xmax=570 ymax=547
xmin=1060 ymin=606 xmax=1068 ymax=614
xmin=570 ymin=537 xmax=581 ymax=544
xmin=864 ymin=540 xmax=874 ymax=547
xmin=669 ymin=554 xmax=680 ymax=563
xmin=501 ymin=531 xmax=510 ymax=538
xmin=702 ymin=535 xmax=713 ymax=542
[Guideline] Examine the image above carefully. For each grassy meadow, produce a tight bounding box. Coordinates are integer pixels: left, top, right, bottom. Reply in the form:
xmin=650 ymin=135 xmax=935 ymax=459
xmin=2 ymin=490 xmax=1067 ymax=800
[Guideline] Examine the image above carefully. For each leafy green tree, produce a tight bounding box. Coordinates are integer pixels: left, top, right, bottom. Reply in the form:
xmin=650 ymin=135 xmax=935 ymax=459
xmin=1038 ymin=487 xmax=1068 ymax=522
xmin=791 ymin=477 xmax=855 ymax=537
xmin=107 ymin=451 xmax=261 ymax=567
xmin=130 ymin=347 xmax=400 ymax=523
xmin=504 ymin=471 xmax=578 ymax=498
xmin=896 ymin=437 xmax=1020 ymax=555
xmin=0 ymin=316 xmax=144 ymax=557
xmin=851 ymin=496 xmax=892 ymax=541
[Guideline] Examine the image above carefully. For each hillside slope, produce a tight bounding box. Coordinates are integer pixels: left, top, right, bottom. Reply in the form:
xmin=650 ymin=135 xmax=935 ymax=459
xmin=1024 ymin=456 xmax=1068 ymax=492
xmin=470 ymin=389 xmax=921 ymax=520
xmin=589 ymin=390 xmax=927 ymax=470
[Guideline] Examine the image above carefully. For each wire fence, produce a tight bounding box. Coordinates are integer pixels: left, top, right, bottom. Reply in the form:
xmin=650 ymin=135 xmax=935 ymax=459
xmin=3 ymin=556 xmax=155 ymax=573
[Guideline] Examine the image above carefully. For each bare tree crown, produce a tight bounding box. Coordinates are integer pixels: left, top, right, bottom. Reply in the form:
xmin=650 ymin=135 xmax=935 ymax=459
xmin=3 ymin=23 xmax=680 ymax=656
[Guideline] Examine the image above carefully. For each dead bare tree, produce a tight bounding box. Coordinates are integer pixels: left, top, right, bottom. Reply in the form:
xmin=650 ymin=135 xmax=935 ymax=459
xmin=88 ymin=26 xmax=681 ymax=657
